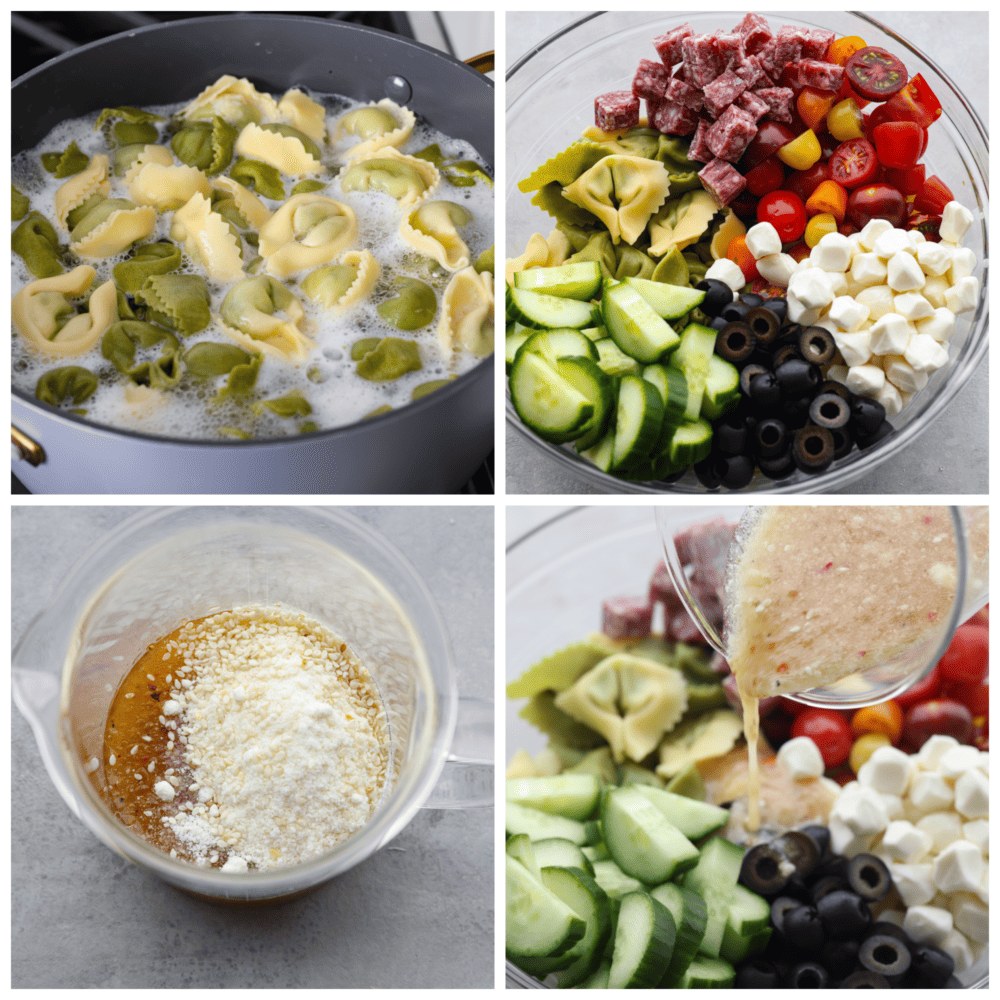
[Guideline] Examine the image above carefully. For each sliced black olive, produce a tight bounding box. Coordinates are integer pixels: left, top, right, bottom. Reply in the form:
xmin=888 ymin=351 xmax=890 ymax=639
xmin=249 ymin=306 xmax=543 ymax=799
xmin=736 ymin=958 xmax=779 ymax=988
xmin=809 ymin=874 xmax=847 ymax=905
xmin=693 ymin=454 xmax=724 ymax=489
xmin=721 ymin=298 xmax=750 ymax=323
xmin=847 ymin=854 xmax=892 ymax=901
xmin=859 ymin=933 xmax=911 ymax=978
xmin=782 ymin=395 xmax=813 ymax=430
xmin=709 ymin=314 xmax=728 ymax=331
xmin=821 ymin=937 xmax=861 ymax=979
xmin=760 ymin=296 xmax=788 ymax=325
xmin=718 ymin=453 xmax=756 ymax=490
xmin=831 ymin=426 xmax=854 ymax=460
xmin=754 ymin=417 xmax=789 ymax=458
xmin=743 ymin=347 xmax=774 ymax=370
xmin=759 ymin=449 xmax=797 ymax=479
xmin=696 ymin=278 xmax=733 ymax=318
xmin=714 ymin=415 xmax=748 ymax=455
xmin=903 ymin=944 xmax=955 ymax=988
xmin=749 ymin=370 xmax=782 ymax=411
xmin=775 ymin=322 xmax=804 ymax=346
xmin=784 ymin=960 xmax=829 ymax=988
xmin=809 ymin=392 xmax=851 ymax=429
xmin=741 ymin=842 xmax=792 ymax=897
xmin=740 ymin=363 xmax=769 ymax=397
xmin=782 ymin=904 xmax=825 ymax=952
xmin=774 ymin=830 xmax=821 ymax=881
xmin=744 ymin=305 xmax=782 ymax=345
xmin=792 ymin=425 xmax=835 ymax=473
xmin=798 ymin=325 xmax=837 ymax=365
xmin=818 ymin=378 xmax=853 ymax=402
xmin=850 ymin=395 xmax=886 ymax=435
xmin=867 ymin=922 xmax=914 ymax=950
xmin=772 ymin=342 xmax=802 ymax=368
xmin=800 ymin=824 xmax=831 ymax=859
xmin=816 ymin=889 xmax=872 ymax=940
xmin=776 ymin=357 xmax=820 ymax=398
xmin=716 ymin=321 xmax=756 ymax=364
xmin=854 ymin=419 xmax=895 ymax=451
xmin=740 ymin=292 xmax=764 ymax=308
xmin=841 ymin=969 xmax=891 ymax=988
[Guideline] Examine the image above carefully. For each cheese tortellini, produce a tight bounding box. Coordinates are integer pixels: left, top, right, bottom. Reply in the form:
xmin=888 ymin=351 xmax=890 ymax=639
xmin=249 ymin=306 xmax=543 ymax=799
xmin=439 ymin=267 xmax=494 ymax=357
xmin=220 ymin=275 xmax=314 ymax=363
xmin=337 ymin=99 xmax=415 ymax=160
xmin=258 ymin=193 xmax=357 ymax=278
xmin=170 ymin=192 xmax=244 ymax=281
xmin=339 ymin=147 xmax=439 ymax=207
xmin=400 ymin=201 xmax=473 ymax=271
xmin=301 ymin=250 xmax=380 ymax=313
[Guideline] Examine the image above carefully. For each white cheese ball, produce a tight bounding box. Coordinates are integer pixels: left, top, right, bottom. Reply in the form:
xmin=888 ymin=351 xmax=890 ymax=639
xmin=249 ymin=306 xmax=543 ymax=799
xmin=939 ymin=201 xmax=974 ymax=243
xmin=744 ymin=221 xmax=782 ymax=260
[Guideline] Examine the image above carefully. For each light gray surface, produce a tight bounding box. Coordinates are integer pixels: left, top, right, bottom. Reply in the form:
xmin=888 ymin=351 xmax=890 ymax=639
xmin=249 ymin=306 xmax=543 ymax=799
xmin=12 ymin=506 xmax=493 ymax=989
xmin=505 ymin=12 xmax=989 ymax=496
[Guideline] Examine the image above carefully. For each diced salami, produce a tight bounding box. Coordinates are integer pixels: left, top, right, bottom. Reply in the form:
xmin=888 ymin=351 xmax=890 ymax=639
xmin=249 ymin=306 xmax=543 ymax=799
xmin=801 ymin=28 xmax=836 ymax=61
xmin=632 ymin=58 xmax=672 ymax=100
xmin=705 ymin=104 xmax=758 ymax=162
xmin=687 ymin=118 xmax=714 ymax=163
xmin=736 ymin=89 xmax=769 ymax=122
xmin=791 ymin=58 xmax=845 ymax=93
xmin=669 ymin=609 xmax=704 ymax=644
xmin=753 ymin=86 xmax=795 ymax=124
xmin=755 ymin=37 xmax=780 ymax=79
xmin=699 ymin=156 xmax=748 ymax=207
xmin=713 ymin=30 xmax=745 ymax=69
xmin=648 ymin=560 xmax=683 ymax=618
xmin=735 ymin=13 xmax=772 ymax=56
xmin=774 ymin=24 xmax=806 ymax=69
xmin=651 ymin=99 xmax=700 ymax=136
xmin=703 ymin=69 xmax=748 ymax=119
xmin=666 ymin=77 xmax=704 ymax=112
xmin=734 ymin=54 xmax=772 ymax=90
xmin=674 ymin=516 xmax=738 ymax=575
xmin=652 ymin=23 xmax=694 ymax=67
xmin=681 ymin=33 xmax=724 ymax=87
xmin=594 ymin=90 xmax=640 ymax=132
xmin=602 ymin=596 xmax=653 ymax=641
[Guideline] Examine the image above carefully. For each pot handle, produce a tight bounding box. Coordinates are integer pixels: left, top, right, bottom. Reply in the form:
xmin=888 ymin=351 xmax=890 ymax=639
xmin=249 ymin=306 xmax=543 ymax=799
xmin=12 ymin=424 xmax=45 ymax=466
xmin=422 ymin=695 xmax=493 ymax=809
xmin=464 ymin=50 xmax=494 ymax=74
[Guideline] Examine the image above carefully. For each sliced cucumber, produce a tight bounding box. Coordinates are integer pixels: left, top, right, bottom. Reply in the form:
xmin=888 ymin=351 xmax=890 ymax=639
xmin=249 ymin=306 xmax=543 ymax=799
xmin=506 ymin=774 xmax=601 ymax=821
xmin=602 ymin=281 xmax=680 ymax=363
xmin=543 ymin=867 xmax=613 ymax=988
xmin=577 ymin=958 xmax=611 ymax=988
xmin=506 ymin=854 xmax=587 ymax=961
xmin=666 ymin=417 xmax=713 ymax=468
xmin=630 ymin=785 xmax=729 ymax=841
xmin=506 ymin=801 xmax=588 ymax=845
xmin=514 ymin=261 xmax=603 ymax=301
xmin=601 ymin=786 xmax=700 ymax=884
xmin=556 ymin=356 xmax=615 ymax=451
xmin=509 ymin=351 xmax=594 ymax=444
xmin=719 ymin=921 xmax=771 ymax=964
xmin=611 ymin=374 xmax=663 ymax=472
xmin=594 ymin=338 xmax=640 ymax=377
xmin=641 ymin=363 xmax=688 ymax=432
xmin=516 ymin=328 xmax=600 ymax=365
xmin=579 ymin=325 xmax=607 ymax=342
xmin=532 ymin=838 xmax=596 ymax=876
xmin=623 ymin=277 xmax=706 ymax=320
xmin=581 ymin=841 xmax=612 ymax=864
xmin=650 ymin=883 xmax=708 ymax=987
xmin=681 ymin=836 xmax=745 ymax=957
xmin=670 ymin=322 xmax=718 ymax=420
xmin=578 ymin=426 xmax=616 ymax=472
xmin=590 ymin=859 xmax=642 ymax=900
xmin=505 ymin=329 xmax=530 ymax=373
xmin=607 ymin=890 xmax=676 ymax=989
xmin=506 ymin=285 xmax=595 ymax=330
xmin=676 ymin=954 xmax=735 ymax=988
xmin=700 ymin=353 xmax=741 ymax=421
xmin=506 ymin=832 xmax=542 ymax=881
xmin=725 ymin=882 xmax=771 ymax=937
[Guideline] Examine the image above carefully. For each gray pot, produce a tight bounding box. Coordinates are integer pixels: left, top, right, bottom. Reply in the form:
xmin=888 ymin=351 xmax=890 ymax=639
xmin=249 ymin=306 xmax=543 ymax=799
xmin=12 ymin=14 xmax=494 ymax=493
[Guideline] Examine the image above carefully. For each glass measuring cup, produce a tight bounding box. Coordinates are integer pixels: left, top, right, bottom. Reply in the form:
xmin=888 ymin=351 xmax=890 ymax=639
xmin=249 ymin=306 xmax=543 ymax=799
xmin=654 ymin=506 xmax=988 ymax=709
xmin=13 ymin=506 xmax=493 ymax=903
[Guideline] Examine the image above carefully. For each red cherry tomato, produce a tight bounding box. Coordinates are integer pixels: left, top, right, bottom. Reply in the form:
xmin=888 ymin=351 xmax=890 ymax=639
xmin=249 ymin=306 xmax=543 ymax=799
xmin=883 ymin=73 xmax=943 ymax=129
xmin=969 ymin=603 xmax=989 ymax=627
xmin=872 ymin=121 xmax=924 ymax=170
xmin=882 ymin=163 xmax=926 ymax=197
xmin=937 ymin=624 xmax=989 ymax=685
xmin=727 ymin=235 xmax=760 ymax=283
xmin=912 ymin=175 xmax=955 ymax=215
xmin=867 ymin=103 xmax=896 ymax=131
xmin=791 ymin=708 xmax=853 ymax=768
xmin=906 ymin=211 xmax=943 ymax=242
xmin=844 ymin=46 xmax=909 ymax=102
xmin=940 ymin=680 xmax=989 ymax=719
xmin=903 ymin=699 xmax=973 ymax=751
xmin=895 ymin=663 xmax=941 ymax=711
xmin=846 ymin=182 xmax=907 ymax=229
xmin=756 ymin=189 xmax=807 ymax=243
xmin=744 ymin=157 xmax=786 ymax=197
xmin=742 ymin=121 xmax=797 ymax=171
xmin=828 ymin=138 xmax=879 ymax=189
xmin=786 ymin=162 xmax=831 ymax=203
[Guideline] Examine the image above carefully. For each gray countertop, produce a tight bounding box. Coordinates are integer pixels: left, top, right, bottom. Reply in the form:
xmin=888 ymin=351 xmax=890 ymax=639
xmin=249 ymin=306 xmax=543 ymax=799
xmin=505 ymin=12 xmax=988 ymax=495
xmin=12 ymin=506 xmax=494 ymax=989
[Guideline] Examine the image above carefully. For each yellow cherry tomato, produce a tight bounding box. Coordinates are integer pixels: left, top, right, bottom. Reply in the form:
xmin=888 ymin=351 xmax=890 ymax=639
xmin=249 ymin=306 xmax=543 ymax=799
xmin=827 ymin=35 xmax=867 ymax=67
xmin=849 ymin=732 xmax=891 ymax=774
xmin=851 ymin=700 xmax=905 ymax=744
xmin=827 ymin=98 xmax=865 ymax=142
xmin=804 ymin=213 xmax=838 ymax=248
xmin=777 ymin=129 xmax=822 ymax=171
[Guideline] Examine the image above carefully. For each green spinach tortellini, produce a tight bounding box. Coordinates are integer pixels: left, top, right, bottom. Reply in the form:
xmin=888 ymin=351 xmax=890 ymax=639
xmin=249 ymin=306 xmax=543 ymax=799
xmin=41 ymin=141 xmax=89 ymax=178
xmin=183 ymin=341 xmax=254 ymax=378
xmin=12 ymin=212 xmax=64 ymax=278
xmin=377 ymin=277 xmax=436 ymax=331
xmin=134 ymin=273 xmax=212 ymax=337
xmin=220 ymin=274 xmax=313 ymax=363
xmin=354 ymin=337 xmax=422 ymax=381
xmin=256 ymin=389 xmax=312 ymax=418
xmin=171 ymin=116 xmax=238 ymax=175
xmin=229 ymin=158 xmax=285 ymax=200
xmin=11 ymin=184 xmax=30 ymax=221
xmin=101 ymin=320 xmax=182 ymax=390
xmin=301 ymin=250 xmax=379 ymax=313
xmin=35 ymin=365 xmax=98 ymax=407
xmin=113 ymin=242 xmax=182 ymax=293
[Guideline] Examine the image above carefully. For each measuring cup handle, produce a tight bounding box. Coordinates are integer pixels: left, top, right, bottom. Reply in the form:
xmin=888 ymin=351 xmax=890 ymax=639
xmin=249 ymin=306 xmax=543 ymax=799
xmin=422 ymin=695 xmax=494 ymax=809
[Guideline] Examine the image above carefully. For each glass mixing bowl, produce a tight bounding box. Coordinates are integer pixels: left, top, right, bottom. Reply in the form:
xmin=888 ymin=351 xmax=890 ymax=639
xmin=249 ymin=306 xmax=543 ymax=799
xmin=505 ymin=506 xmax=988 ymax=987
xmin=506 ymin=12 xmax=988 ymax=493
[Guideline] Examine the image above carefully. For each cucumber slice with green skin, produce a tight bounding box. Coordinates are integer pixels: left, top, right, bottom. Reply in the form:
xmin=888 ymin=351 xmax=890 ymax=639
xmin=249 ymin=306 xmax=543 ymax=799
xmin=623 ymin=277 xmax=706 ymax=320
xmin=719 ymin=921 xmax=771 ymax=964
xmin=577 ymin=958 xmax=611 ymax=988
xmin=650 ymin=883 xmax=708 ymax=987
xmin=681 ymin=836 xmax=745 ymax=957
xmin=533 ymin=838 xmax=596 ymax=876
xmin=505 ymin=330 xmax=530 ymax=373
xmin=642 ymin=363 xmax=689 ymax=432
xmin=514 ymin=261 xmax=603 ymax=301
xmin=543 ymin=867 xmax=613 ymax=988
xmin=506 ymin=855 xmax=587 ymax=961
xmin=676 ymin=954 xmax=735 ymax=988
xmin=581 ymin=841 xmax=611 ymax=864
xmin=670 ymin=322 xmax=718 ymax=420
xmin=506 ymin=285 xmax=595 ymax=330
xmin=594 ymin=338 xmax=640 ymax=377
xmin=700 ymin=353 xmax=741 ymax=421
xmin=506 ymin=832 xmax=542 ymax=881
xmin=578 ymin=426 xmax=616 ymax=471
xmin=590 ymin=859 xmax=642 ymax=900
xmin=725 ymin=882 xmax=771 ymax=937
xmin=556 ymin=356 xmax=615 ymax=451
xmin=506 ymin=801 xmax=588 ymax=845
xmin=506 ymin=774 xmax=601 ymax=821
xmin=667 ymin=417 xmax=713 ymax=467
xmin=601 ymin=282 xmax=681 ymax=363
xmin=579 ymin=325 xmax=607 ymax=342
xmin=509 ymin=351 xmax=594 ymax=444
xmin=611 ymin=374 xmax=663 ymax=472
xmin=607 ymin=890 xmax=676 ymax=989
xmin=601 ymin=786 xmax=700 ymax=884
xmin=630 ymin=785 xmax=729 ymax=841
xmin=516 ymin=328 xmax=600 ymax=365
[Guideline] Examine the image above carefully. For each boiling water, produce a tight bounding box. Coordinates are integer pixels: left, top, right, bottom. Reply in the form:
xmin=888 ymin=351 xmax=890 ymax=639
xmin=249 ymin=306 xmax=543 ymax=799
xmin=12 ymin=89 xmax=494 ymax=440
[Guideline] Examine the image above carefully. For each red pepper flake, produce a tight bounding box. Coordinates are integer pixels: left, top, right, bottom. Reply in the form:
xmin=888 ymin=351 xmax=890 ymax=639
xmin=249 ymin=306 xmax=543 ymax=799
xmin=819 ymin=561 xmax=834 ymax=572
xmin=924 ymin=516 xmax=933 ymax=524
xmin=777 ymin=663 xmax=788 ymax=673
xmin=928 ymin=611 xmax=937 ymax=620
xmin=859 ymin=651 xmax=867 ymax=657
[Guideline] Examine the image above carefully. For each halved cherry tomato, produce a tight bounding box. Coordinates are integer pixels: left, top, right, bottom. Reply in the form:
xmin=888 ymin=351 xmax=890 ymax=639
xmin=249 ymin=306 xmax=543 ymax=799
xmin=894 ymin=662 xmax=941 ymax=710
xmin=744 ymin=157 xmax=786 ymax=197
xmin=849 ymin=733 xmax=891 ymax=773
xmin=941 ymin=679 xmax=989 ymax=719
xmin=828 ymin=137 xmax=879 ymax=189
xmin=837 ymin=75 xmax=870 ymax=111
xmin=827 ymin=98 xmax=864 ymax=141
xmin=750 ymin=277 xmax=787 ymax=299
xmin=882 ymin=163 xmax=926 ymax=197
xmin=791 ymin=708 xmax=853 ymax=768
xmin=912 ymin=174 xmax=955 ymax=215
xmin=785 ymin=162 xmax=830 ymax=203
xmin=777 ymin=130 xmax=822 ymax=171
xmin=845 ymin=46 xmax=909 ymax=101
xmin=846 ymin=182 xmax=907 ymax=229
xmin=805 ymin=179 xmax=849 ymax=224
xmin=742 ymin=121 xmax=797 ymax=171
xmin=827 ymin=35 xmax=867 ymax=67
xmin=903 ymin=699 xmax=973 ymax=751
xmin=867 ymin=103 xmax=896 ymax=131
xmin=884 ymin=73 xmax=943 ymax=129
xmin=804 ymin=212 xmax=838 ymax=248
xmin=851 ymin=701 xmax=904 ymax=744
xmin=756 ymin=189 xmax=807 ymax=243
xmin=729 ymin=189 xmax=760 ymax=221
xmin=937 ymin=624 xmax=989 ymax=685
xmin=726 ymin=234 xmax=760 ymax=283
xmin=797 ymin=87 xmax=837 ymax=132
xmin=906 ymin=211 xmax=942 ymax=242
xmin=873 ymin=121 xmax=924 ymax=169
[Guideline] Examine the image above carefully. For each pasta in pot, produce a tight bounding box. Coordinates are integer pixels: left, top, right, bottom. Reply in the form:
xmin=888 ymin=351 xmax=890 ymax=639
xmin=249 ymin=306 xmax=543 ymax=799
xmin=400 ymin=201 xmax=473 ymax=271
xmin=170 ymin=192 xmax=244 ymax=281
xmin=301 ymin=250 xmax=380 ymax=313
xmin=337 ymin=99 xmax=416 ymax=160
xmin=220 ymin=275 xmax=314 ymax=363
xmin=54 ymin=153 xmax=110 ymax=229
xmin=339 ymin=147 xmax=440 ymax=207
xmin=438 ymin=267 xmax=494 ymax=358
xmin=258 ymin=193 xmax=358 ymax=278
xmin=235 ymin=122 xmax=323 ymax=177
